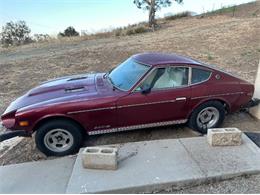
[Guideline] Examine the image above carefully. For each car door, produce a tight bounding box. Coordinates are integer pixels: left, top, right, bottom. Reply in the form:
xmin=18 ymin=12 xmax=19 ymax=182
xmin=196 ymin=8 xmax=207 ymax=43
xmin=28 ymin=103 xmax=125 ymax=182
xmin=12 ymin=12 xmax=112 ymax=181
xmin=116 ymin=66 xmax=191 ymax=128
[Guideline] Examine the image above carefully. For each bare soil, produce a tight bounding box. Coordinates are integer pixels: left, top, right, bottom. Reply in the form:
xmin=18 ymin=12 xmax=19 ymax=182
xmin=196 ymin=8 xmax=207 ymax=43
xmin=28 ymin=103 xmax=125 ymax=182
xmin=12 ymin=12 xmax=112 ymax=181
xmin=0 ymin=1 xmax=260 ymax=166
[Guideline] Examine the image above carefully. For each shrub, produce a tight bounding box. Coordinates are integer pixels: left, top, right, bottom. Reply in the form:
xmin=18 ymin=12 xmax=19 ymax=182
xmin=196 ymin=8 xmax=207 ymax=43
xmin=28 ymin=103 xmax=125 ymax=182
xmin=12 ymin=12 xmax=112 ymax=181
xmin=125 ymin=29 xmax=135 ymax=36
xmin=33 ymin=34 xmax=50 ymax=42
xmin=205 ymin=5 xmax=237 ymax=16
xmin=164 ymin=11 xmax=191 ymax=20
xmin=114 ymin=28 xmax=123 ymax=36
xmin=207 ymin=53 xmax=213 ymax=60
xmin=134 ymin=26 xmax=147 ymax=34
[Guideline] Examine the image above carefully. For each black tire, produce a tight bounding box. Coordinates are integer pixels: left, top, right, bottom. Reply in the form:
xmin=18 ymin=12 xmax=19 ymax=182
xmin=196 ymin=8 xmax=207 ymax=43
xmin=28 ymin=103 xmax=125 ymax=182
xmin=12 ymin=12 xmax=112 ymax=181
xmin=188 ymin=101 xmax=225 ymax=134
xmin=35 ymin=119 xmax=83 ymax=156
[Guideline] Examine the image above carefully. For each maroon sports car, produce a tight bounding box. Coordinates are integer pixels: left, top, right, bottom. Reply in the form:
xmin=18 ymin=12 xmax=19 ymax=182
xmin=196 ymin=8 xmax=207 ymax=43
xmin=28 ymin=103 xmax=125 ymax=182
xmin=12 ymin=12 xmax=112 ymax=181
xmin=0 ymin=53 xmax=255 ymax=156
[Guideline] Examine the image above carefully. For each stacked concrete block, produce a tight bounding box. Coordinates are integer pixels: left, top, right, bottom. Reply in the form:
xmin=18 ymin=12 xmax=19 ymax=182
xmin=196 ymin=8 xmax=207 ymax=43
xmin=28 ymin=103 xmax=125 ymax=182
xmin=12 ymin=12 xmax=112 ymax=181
xmin=207 ymin=128 xmax=242 ymax=146
xmin=82 ymin=147 xmax=118 ymax=170
xmin=250 ymin=60 xmax=260 ymax=120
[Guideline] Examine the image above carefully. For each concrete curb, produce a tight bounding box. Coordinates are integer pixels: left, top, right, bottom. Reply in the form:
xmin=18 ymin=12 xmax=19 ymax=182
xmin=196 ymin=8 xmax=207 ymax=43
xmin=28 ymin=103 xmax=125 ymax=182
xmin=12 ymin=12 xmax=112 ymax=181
xmin=66 ymin=134 xmax=260 ymax=193
xmin=1 ymin=134 xmax=260 ymax=193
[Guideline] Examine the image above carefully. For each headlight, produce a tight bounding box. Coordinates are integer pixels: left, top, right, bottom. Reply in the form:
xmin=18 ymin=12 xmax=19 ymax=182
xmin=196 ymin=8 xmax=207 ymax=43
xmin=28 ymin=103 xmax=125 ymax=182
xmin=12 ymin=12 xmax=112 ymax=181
xmin=1 ymin=111 xmax=16 ymax=129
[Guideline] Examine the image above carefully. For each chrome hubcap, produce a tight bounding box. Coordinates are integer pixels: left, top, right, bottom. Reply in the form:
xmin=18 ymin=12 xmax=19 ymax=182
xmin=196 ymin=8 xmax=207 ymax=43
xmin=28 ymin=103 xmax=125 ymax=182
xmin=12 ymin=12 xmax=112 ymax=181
xmin=196 ymin=107 xmax=220 ymax=129
xmin=44 ymin=129 xmax=74 ymax=152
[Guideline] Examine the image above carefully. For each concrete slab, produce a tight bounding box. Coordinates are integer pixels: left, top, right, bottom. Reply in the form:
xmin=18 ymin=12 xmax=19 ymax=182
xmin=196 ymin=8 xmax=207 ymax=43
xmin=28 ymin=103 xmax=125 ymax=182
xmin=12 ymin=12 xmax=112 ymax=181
xmin=66 ymin=134 xmax=260 ymax=194
xmin=179 ymin=134 xmax=260 ymax=179
xmin=0 ymin=156 xmax=76 ymax=193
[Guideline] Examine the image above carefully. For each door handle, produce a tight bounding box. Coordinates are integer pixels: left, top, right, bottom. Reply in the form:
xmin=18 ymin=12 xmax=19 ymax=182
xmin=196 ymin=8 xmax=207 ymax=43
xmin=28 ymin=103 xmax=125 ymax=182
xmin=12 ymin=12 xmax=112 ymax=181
xmin=176 ymin=97 xmax=187 ymax=101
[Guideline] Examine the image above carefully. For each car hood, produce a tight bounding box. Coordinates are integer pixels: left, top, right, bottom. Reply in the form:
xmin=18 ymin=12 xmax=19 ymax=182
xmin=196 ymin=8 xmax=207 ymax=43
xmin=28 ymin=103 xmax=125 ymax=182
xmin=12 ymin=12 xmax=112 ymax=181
xmin=2 ymin=73 xmax=113 ymax=115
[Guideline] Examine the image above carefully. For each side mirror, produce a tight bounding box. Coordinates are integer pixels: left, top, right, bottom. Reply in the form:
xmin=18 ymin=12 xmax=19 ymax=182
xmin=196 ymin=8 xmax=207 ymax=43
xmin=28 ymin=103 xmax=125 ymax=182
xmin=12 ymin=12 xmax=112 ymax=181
xmin=141 ymin=84 xmax=151 ymax=94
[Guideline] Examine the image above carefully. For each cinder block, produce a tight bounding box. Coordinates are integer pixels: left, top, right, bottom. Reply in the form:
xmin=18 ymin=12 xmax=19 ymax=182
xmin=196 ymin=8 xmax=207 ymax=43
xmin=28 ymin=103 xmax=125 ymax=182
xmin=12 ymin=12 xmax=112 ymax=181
xmin=82 ymin=147 xmax=118 ymax=170
xmin=207 ymin=128 xmax=242 ymax=146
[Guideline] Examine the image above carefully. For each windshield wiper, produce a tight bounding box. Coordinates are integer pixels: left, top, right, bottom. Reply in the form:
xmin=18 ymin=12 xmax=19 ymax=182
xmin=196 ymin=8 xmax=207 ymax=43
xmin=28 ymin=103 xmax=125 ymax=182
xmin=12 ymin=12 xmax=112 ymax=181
xmin=103 ymin=72 xmax=108 ymax=79
xmin=103 ymin=67 xmax=115 ymax=79
xmin=107 ymin=76 xmax=117 ymax=91
xmin=108 ymin=76 xmax=113 ymax=85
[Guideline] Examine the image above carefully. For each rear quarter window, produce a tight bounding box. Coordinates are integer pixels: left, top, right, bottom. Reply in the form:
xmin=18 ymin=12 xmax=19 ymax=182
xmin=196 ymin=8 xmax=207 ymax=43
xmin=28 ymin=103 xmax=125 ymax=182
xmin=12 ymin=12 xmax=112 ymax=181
xmin=191 ymin=68 xmax=211 ymax=84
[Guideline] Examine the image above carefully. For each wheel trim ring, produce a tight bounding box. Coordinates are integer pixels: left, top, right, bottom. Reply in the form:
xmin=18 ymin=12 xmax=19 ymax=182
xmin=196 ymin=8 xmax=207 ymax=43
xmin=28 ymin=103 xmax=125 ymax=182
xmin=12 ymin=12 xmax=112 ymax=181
xmin=196 ymin=107 xmax=220 ymax=129
xmin=44 ymin=129 xmax=74 ymax=153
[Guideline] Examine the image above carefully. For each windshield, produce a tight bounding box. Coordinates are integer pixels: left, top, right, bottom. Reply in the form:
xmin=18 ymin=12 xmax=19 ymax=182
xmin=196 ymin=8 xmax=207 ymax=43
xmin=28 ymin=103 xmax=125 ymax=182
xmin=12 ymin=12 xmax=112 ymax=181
xmin=108 ymin=58 xmax=150 ymax=91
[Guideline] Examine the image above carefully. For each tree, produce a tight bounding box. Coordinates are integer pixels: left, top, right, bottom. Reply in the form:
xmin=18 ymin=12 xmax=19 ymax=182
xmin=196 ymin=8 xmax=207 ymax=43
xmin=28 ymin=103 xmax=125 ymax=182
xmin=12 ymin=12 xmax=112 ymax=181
xmin=58 ymin=26 xmax=79 ymax=37
xmin=1 ymin=21 xmax=32 ymax=46
xmin=134 ymin=0 xmax=183 ymax=29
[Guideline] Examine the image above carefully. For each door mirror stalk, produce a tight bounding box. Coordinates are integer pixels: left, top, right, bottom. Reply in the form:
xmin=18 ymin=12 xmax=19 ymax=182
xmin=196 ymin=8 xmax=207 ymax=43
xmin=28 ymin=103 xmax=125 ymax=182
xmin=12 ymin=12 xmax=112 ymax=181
xmin=141 ymin=85 xmax=151 ymax=94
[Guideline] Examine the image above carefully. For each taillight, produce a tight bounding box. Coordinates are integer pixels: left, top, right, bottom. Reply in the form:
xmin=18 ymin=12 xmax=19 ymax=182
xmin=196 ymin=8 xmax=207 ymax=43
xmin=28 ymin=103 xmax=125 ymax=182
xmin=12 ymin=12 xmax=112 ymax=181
xmin=247 ymin=92 xmax=253 ymax=96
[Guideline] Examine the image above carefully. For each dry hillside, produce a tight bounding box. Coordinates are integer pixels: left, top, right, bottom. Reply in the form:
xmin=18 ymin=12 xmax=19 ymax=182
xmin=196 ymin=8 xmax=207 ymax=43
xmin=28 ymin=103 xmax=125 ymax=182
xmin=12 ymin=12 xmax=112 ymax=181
xmin=0 ymin=1 xmax=260 ymax=165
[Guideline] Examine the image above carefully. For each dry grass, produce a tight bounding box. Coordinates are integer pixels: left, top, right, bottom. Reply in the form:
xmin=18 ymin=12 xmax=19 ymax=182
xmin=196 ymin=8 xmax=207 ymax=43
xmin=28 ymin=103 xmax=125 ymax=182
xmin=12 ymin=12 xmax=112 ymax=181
xmin=0 ymin=1 xmax=260 ymax=165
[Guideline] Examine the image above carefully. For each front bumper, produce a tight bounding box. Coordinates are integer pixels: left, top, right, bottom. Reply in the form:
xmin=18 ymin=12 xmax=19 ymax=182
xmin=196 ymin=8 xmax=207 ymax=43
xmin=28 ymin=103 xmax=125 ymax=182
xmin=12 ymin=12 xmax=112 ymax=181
xmin=0 ymin=128 xmax=31 ymax=142
xmin=0 ymin=123 xmax=32 ymax=142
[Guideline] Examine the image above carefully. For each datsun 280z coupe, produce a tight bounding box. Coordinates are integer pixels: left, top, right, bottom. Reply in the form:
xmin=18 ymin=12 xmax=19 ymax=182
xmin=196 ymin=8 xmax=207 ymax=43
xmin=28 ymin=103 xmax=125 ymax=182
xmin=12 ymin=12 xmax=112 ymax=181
xmin=0 ymin=53 xmax=256 ymax=156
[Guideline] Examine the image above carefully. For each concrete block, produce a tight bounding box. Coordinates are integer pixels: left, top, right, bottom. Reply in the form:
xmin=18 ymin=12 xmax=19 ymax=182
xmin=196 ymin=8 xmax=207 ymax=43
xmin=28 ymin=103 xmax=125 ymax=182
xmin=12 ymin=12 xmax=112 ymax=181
xmin=82 ymin=147 xmax=118 ymax=170
xmin=250 ymin=60 xmax=260 ymax=119
xmin=207 ymin=128 xmax=242 ymax=146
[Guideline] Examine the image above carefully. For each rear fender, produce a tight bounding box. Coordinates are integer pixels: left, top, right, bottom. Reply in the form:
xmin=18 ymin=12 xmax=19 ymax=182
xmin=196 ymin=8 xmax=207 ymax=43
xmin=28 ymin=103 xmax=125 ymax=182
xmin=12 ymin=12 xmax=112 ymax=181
xmin=187 ymin=97 xmax=230 ymax=119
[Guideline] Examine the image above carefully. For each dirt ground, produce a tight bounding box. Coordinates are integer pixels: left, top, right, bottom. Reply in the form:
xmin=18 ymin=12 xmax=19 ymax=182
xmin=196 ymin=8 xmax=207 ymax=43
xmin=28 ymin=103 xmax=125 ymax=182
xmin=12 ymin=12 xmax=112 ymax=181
xmin=0 ymin=1 xmax=260 ymax=165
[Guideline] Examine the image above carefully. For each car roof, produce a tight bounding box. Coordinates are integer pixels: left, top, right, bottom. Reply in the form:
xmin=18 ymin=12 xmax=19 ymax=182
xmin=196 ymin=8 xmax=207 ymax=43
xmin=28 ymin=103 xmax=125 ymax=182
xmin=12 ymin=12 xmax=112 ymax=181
xmin=132 ymin=52 xmax=203 ymax=67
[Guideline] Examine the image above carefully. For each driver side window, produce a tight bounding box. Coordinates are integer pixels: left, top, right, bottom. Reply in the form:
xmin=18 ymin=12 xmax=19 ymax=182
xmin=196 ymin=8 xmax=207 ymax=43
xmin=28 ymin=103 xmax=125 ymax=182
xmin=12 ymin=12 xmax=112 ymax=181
xmin=136 ymin=66 xmax=189 ymax=91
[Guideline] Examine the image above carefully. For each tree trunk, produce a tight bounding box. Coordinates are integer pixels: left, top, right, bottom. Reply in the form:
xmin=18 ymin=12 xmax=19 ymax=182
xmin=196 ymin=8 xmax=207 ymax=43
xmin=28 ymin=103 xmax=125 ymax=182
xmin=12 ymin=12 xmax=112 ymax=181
xmin=148 ymin=0 xmax=156 ymax=31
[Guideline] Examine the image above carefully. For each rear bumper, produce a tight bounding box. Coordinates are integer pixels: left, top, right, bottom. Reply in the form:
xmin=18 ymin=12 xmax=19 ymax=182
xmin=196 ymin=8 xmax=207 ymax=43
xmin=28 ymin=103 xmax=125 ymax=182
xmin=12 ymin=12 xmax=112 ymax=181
xmin=244 ymin=98 xmax=260 ymax=108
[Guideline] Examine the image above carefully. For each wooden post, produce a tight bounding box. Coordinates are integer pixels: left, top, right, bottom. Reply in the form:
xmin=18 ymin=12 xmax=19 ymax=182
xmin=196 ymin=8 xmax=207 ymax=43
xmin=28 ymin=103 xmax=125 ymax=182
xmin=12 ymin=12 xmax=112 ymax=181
xmin=250 ymin=60 xmax=260 ymax=120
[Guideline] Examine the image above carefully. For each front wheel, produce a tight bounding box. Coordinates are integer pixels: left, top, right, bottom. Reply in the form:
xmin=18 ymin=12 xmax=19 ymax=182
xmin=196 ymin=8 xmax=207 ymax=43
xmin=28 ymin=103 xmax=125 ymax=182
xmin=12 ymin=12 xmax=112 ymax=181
xmin=188 ymin=101 xmax=225 ymax=134
xmin=35 ymin=119 xmax=83 ymax=156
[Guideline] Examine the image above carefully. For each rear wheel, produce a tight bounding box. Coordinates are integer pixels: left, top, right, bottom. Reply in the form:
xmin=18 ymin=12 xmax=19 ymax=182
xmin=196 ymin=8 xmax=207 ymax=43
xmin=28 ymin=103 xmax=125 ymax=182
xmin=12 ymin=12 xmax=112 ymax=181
xmin=188 ymin=101 xmax=225 ymax=134
xmin=35 ymin=119 xmax=83 ymax=156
